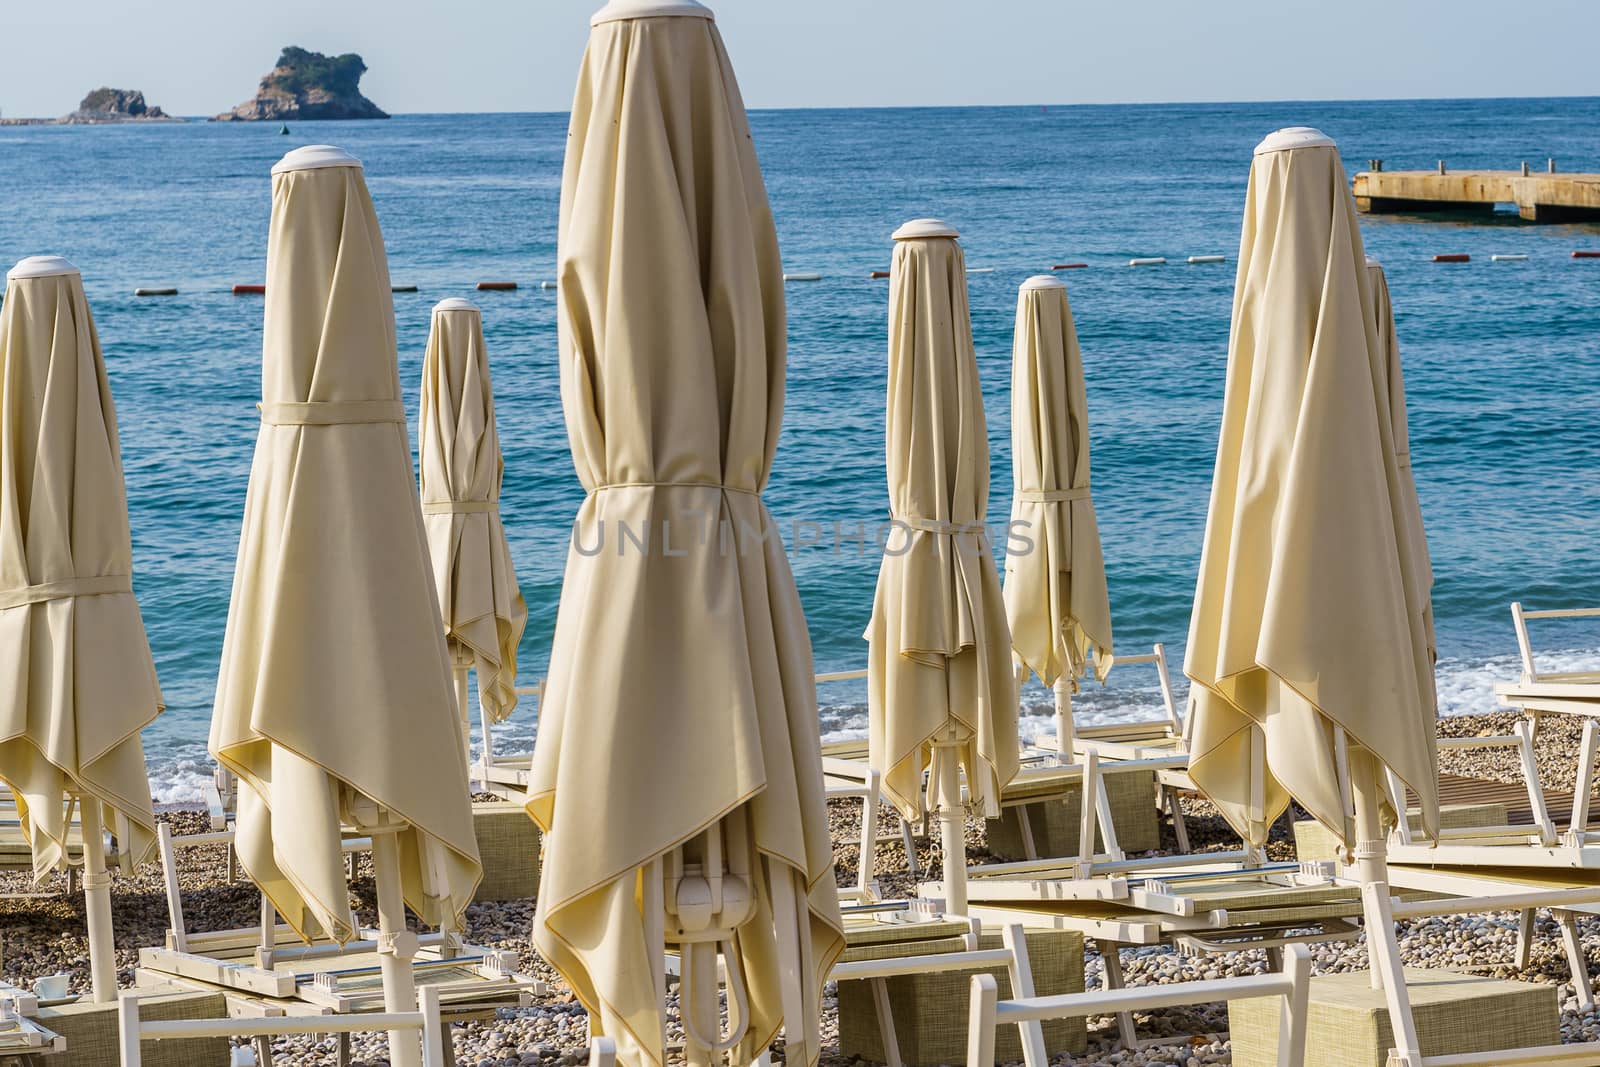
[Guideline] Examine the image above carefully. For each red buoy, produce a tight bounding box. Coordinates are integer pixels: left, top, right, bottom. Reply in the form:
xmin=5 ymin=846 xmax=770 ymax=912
xmin=231 ymin=284 xmax=265 ymax=295
xmin=476 ymin=281 xmax=518 ymax=291
xmin=869 ymin=270 xmax=890 ymax=279
xmin=1052 ymin=263 xmax=1088 ymax=270
xmin=1573 ymin=250 xmax=1600 ymax=259
xmin=1432 ymin=254 xmax=1470 ymax=263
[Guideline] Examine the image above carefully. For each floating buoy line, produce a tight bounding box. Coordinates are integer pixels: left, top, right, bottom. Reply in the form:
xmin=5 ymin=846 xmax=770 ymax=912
xmin=83 ymin=248 xmax=1598 ymax=305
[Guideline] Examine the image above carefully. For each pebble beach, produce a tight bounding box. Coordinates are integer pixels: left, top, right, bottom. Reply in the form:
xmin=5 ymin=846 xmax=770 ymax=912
xmin=5 ymin=709 xmax=1599 ymax=1066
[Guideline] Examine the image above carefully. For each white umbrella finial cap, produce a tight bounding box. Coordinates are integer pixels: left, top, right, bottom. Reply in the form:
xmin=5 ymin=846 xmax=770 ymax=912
xmin=591 ymin=0 xmax=713 ymax=25
xmin=7 ymin=255 xmax=79 ymax=281
xmin=272 ymin=144 xmax=363 ymax=175
xmin=1020 ymin=274 xmax=1066 ymax=292
xmin=891 ymin=218 xmax=960 ymax=242
xmin=1254 ymin=127 xmax=1336 ymax=156
xmin=432 ymin=297 xmax=481 ymax=315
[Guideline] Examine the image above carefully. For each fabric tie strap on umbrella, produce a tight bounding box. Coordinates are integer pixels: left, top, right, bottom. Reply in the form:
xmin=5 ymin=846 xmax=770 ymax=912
xmin=528 ymin=5 xmax=844 ymax=1066
xmin=0 ymin=574 xmax=133 ymax=610
xmin=258 ymin=400 xmax=407 ymax=425
xmin=1183 ymin=128 xmax=1439 ymax=851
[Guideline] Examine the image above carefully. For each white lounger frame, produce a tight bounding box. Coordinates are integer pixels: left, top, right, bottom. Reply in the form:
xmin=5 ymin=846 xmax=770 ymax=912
xmin=831 ymin=915 xmax=1049 ymax=1067
xmin=965 ymin=943 xmax=1312 ymax=1067
xmin=118 ymin=984 xmax=448 ymax=1067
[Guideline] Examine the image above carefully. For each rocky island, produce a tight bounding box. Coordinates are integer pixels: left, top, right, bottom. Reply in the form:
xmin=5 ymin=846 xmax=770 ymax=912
xmin=215 ymin=47 xmax=389 ymax=121
xmin=0 ymin=88 xmax=177 ymax=125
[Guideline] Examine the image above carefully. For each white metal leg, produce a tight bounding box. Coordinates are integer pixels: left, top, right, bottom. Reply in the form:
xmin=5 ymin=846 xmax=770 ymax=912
xmin=1555 ymin=910 xmax=1596 ymax=1014
xmin=999 ymin=925 xmax=1047 ymax=1067
xmin=1572 ymin=720 xmax=1600 ymax=842
xmin=79 ymin=796 xmax=117 ymax=1003
xmin=1516 ymin=909 xmax=1535 ymax=970
xmin=1094 ymin=938 xmax=1138 ymax=1049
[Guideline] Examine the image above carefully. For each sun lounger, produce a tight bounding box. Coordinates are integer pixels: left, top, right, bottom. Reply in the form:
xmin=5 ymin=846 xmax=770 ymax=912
xmin=832 ymin=905 xmax=1050 ymax=1067
xmin=118 ymin=983 xmax=451 ymax=1067
xmin=139 ymin=822 xmax=543 ymax=1062
xmin=965 ymin=943 xmax=1313 ymax=1067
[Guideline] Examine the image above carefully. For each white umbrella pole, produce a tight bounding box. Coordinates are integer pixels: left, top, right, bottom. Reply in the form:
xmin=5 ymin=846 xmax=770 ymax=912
xmin=1349 ymin=749 xmax=1422 ymax=1066
xmin=371 ymin=824 xmax=423 ymax=1067
xmin=452 ymin=660 xmax=473 ymax=776
xmin=934 ymin=731 xmax=968 ymax=915
xmin=1052 ymin=678 xmax=1076 ymax=754
xmin=78 ymin=795 xmax=117 ymax=1002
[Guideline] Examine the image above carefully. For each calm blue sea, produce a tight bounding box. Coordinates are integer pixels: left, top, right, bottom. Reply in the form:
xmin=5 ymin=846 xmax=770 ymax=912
xmin=2 ymin=99 xmax=1598 ymax=802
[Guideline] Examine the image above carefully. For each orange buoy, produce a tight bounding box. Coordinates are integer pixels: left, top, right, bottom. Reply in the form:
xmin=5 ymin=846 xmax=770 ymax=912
xmin=1052 ymin=263 xmax=1088 ymax=270
xmin=1573 ymin=250 xmax=1600 ymax=259
xmin=231 ymin=284 xmax=265 ymax=295
xmin=476 ymin=281 xmax=518 ymax=291
xmin=1432 ymin=254 xmax=1470 ymax=263
xmin=868 ymin=270 xmax=890 ymax=279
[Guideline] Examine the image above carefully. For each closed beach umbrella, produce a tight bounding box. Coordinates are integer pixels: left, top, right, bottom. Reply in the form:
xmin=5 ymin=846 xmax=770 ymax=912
xmin=1366 ymin=257 xmax=1437 ymax=669
xmin=527 ymin=5 xmax=843 ymax=1067
xmin=1184 ymin=127 xmax=1438 ymax=851
xmin=0 ymin=255 xmax=163 ymax=1002
xmin=210 ymin=145 xmax=481 ymax=1067
xmin=1003 ymin=275 xmax=1113 ymax=751
xmin=418 ymin=297 xmax=527 ymax=758
xmin=867 ymin=219 xmax=1018 ymax=914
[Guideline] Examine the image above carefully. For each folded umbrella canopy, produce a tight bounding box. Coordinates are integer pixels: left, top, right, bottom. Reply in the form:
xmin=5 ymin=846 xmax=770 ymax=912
xmin=1184 ymin=128 xmax=1438 ymax=852
xmin=210 ymin=145 xmax=482 ymax=1067
xmin=528 ymin=5 xmax=844 ymax=1066
xmin=418 ymin=298 xmax=527 ymax=760
xmin=1003 ymin=275 xmax=1114 ymax=752
xmin=1366 ymin=257 xmax=1437 ymax=669
xmin=0 ymin=255 xmax=163 ymax=1002
xmin=867 ymin=219 xmax=1019 ymax=915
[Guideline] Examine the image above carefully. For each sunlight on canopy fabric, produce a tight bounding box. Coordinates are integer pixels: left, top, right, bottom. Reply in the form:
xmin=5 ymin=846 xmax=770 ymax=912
xmin=1003 ymin=274 xmax=1113 ymax=691
xmin=1367 ymin=257 xmax=1437 ymax=671
xmin=527 ymin=5 xmax=844 ymax=1065
xmin=1184 ymin=128 xmax=1439 ymax=849
xmin=867 ymin=219 xmax=1019 ymax=821
xmin=419 ymin=298 xmax=526 ymax=724
xmin=210 ymin=147 xmax=481 ymax=944
xmin=0 ymin=255 xmax=162 ymax=881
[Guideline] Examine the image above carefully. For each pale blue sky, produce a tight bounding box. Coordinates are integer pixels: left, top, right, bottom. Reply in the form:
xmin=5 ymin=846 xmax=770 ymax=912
xmin=4 ymin=1 xmax=1597 ymax=118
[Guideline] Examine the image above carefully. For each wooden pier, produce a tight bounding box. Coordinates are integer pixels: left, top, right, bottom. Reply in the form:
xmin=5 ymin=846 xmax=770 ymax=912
xmin=1353 ymin=166 xmax=1600 ymax=222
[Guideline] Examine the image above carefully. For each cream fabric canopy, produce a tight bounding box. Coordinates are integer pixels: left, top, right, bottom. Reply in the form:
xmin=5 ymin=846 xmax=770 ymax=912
xmin=527 ymin=5 xmax=843 ymax=1066
xmin=210 ymin=146 xmax=481 ymax=943
xmin=1185 ymin=128 xmax=1438 ymax=848
xmin=419 ymin=298 xmax=526 ymax=723
xmin=0 ymin=255 xmax=162 ymax=880
xmin=867 ymin=219 xmax=1019 ymax=820
xmin=1367 ymin=257 xmax=1437 ymax=669
xmin=1004 ymin=274 xmax=1114 ymax=690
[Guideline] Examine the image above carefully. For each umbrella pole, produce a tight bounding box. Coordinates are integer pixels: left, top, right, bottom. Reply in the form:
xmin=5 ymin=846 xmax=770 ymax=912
xmin=1349 ymin=749 xmax=1422 ymax=1067
xmin=452 ymin=657 xmax=473 ymax=777
xmin=371 ymin=823 xmax=423 ymax=1067
xmin=78 ymin=795 xmax=117 ymax=1003
xmin=1052 ymin=678 xmax=1076 ymax=754
xmin=934 ymin=731 xmax=968 ymax=915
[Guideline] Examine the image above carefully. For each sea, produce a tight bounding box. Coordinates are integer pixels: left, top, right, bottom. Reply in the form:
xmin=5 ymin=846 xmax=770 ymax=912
xmin=1 ymin=99 xmax=1598 ymax=804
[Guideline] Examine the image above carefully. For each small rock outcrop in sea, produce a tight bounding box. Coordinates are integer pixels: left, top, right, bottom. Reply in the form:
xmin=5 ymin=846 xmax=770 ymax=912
xmin=215 ymin=47 xmax=389 ymax=121
xmin=60 ymin=88 xmax=176 ymax=124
